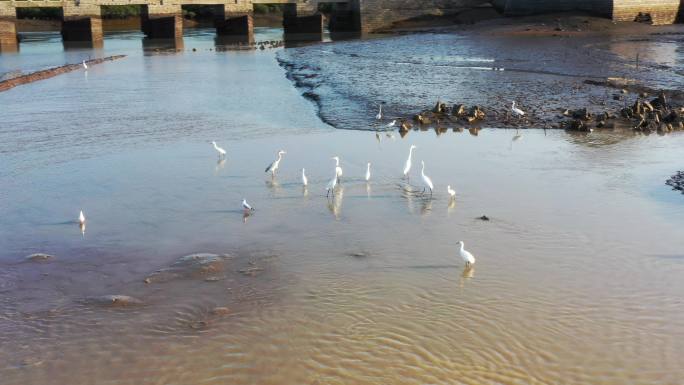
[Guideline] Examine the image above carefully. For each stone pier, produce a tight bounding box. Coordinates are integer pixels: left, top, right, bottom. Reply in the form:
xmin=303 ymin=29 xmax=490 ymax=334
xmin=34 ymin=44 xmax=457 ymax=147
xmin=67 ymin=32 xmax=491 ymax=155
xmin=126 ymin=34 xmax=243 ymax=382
xmin=141 ymin=4 xmax=183 ymax=39
xmin=61 ymin=2 xmax=103 ymax=43
xmin=0 ymin=4 xmax=17 ymax=51
xmin=283 ymin=2 xmax=323 ymax=35
xmin=216 ymin=1 xmax=253 ymax=38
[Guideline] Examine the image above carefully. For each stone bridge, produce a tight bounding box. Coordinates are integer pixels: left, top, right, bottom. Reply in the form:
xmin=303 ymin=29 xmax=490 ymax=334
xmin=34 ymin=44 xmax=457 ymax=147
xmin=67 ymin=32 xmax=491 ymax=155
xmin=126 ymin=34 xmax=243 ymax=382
xmin=1 ymin=0 xmax=683 ymax=51
xmin=0 ymin=0 xmax=498 ymax=50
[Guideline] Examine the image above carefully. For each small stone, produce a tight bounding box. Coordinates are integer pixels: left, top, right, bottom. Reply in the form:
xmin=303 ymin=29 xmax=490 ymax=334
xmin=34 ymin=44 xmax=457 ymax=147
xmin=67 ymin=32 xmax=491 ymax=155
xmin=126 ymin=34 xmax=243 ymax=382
xmin=210 ymin=307 xmax=231 ymax=316
xmin=478 ymin=215 xmax=490 ymax=221
xmin=25 ymin=253 xmax=54 ymax=262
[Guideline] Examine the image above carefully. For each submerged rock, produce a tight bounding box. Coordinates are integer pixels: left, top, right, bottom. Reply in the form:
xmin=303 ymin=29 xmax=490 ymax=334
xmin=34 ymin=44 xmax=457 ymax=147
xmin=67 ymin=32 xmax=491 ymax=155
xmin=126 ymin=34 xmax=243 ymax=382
xmin=144 ymin=253 xmax=232 ymax=283
xmin=86 ymin=295 xmax=143 ymax=307
xmin=666 ymin=171 xmax=684 ymax=194
xmin=25 ymin=253 xmax=54 ymax=262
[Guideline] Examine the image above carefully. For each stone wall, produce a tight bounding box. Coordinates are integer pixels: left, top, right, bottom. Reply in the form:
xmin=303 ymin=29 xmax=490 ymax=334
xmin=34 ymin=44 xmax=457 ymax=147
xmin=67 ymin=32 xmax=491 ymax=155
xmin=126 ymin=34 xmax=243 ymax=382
xmin=501 ymin=0 xmax=683 ymax=24
xmin=357 ymin=0 xmax=492 ymax=32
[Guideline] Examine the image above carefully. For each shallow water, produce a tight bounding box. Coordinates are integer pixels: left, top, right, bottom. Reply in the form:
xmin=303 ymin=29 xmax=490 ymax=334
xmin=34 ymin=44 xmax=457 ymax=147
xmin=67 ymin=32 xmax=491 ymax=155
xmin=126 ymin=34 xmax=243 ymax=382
xmin=1 ymin=27 xmax=684 ymax=385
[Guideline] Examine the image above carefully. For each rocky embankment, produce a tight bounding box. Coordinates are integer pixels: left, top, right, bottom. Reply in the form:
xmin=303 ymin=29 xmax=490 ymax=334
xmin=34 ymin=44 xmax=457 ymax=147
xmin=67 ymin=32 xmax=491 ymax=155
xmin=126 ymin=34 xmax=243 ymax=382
xmin=0 ymin=55 xmax=126 ymax=93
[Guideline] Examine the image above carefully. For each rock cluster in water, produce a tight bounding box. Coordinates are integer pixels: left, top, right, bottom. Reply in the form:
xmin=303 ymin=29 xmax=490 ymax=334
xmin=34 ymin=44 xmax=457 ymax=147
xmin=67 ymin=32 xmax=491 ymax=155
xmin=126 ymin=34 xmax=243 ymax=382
xmin=666 ymin=171 xmax=684 ymax=194
xmin=562 ymin=92 xmax=684 ymax=134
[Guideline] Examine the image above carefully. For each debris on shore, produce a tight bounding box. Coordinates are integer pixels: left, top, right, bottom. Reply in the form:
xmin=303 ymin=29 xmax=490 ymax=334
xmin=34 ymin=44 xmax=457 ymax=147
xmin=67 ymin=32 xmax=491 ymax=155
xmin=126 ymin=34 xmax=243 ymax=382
xmin=0 ymin=55 xmax=126 ymax=93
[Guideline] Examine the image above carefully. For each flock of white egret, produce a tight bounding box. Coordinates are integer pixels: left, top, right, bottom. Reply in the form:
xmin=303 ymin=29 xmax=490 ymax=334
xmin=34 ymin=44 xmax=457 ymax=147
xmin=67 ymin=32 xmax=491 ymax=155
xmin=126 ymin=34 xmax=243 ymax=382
xmin=73 ymin=103 xmax=531 ymax=267
xmin=208 ymin=128 xmax=483 ymax=266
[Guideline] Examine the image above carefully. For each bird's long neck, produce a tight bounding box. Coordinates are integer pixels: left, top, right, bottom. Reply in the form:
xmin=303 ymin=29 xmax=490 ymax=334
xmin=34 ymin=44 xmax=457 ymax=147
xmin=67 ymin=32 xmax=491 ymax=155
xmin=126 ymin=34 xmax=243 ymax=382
xmin=335 ymin=159 xmax=339 ymax=166
xmin=277 ymin=153 xmax=282 ymax=162
xmin=408 ymin=148 xmax=414 ymax=161
xmin=421 ymin=163 xmax=425 ymax=175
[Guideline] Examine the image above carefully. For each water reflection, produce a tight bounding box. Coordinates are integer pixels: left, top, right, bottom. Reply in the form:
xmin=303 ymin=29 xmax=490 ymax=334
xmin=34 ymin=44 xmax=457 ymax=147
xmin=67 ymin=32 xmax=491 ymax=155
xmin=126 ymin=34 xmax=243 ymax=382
xmin=326 ymin=185 xmax=343 ymax=219
xmin=142 ymin=37 xmax=184 ymax=53
xmin=214 ymin=158 xmax=226 ymax=174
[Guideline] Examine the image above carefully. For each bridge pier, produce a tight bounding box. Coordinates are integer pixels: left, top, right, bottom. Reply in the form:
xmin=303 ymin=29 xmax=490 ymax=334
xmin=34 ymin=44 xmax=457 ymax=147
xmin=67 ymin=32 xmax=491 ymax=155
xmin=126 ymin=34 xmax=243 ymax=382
xmin=328 ymin=1 xmax=361 ymax=33
xmin=61 ymin=2 xmax=103 ymax=43
xmin=0 ymin=4 xmax=18 ymax=52
xmin=216 ymin=1 xmax=253 ymax=40
xmin=141 ymin=4 xmax=183 ymax=39
xmin=283 ymin=2 xmax=323 ymax=35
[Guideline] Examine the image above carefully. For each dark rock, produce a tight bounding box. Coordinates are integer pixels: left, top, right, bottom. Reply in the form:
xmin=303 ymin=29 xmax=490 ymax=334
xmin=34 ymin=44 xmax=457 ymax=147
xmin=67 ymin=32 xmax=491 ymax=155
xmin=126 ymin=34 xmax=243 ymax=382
xmin=571 ymin=108 xmax=592 ymax=121
xmin=478 ymin=215 xmax=490 ymax=221
xmin=452 ymin=104 xmax=467 ymax=117
xmin=433 ymin=101 xmax=447 ymax=114
xmin=567 ymin=119 xmax=592 ymax=132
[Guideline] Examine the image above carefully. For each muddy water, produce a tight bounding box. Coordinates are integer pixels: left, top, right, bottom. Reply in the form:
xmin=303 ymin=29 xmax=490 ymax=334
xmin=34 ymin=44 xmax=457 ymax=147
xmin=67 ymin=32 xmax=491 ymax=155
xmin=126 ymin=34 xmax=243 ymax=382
xmin=1 ymin=28 xmax=684 ymax=385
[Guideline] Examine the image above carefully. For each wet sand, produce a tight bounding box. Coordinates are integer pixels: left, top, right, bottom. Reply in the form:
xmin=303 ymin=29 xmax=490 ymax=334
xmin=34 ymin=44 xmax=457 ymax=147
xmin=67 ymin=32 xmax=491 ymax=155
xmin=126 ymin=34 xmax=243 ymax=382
xmin=1 ymin=22 xmax=684 ymax=385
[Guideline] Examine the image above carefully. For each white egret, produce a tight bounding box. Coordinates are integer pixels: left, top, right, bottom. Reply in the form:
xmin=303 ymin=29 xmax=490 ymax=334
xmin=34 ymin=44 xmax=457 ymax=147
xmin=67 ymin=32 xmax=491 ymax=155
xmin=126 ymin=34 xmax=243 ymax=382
xmin=387 ymin=119 xmax=396 ymax=128
xmin=403 ymin=145 xmax=417 ymax=178
xmin=447 ymin=185 xmax=456 ymax=198
xmin=211 ymin=141 xmax=226 ymax=158
xmin=265 ymin=150 xmax=286 ymax=176
xmin=511 ymin=101 xmax=525 ymax=118
xmin=332 ymin=156 xmax=343 ymax=180
xmin=79 ymin=210 xmax=86 ymax=225
xmin=458 ymin=241 xmax=476 ymax=266
xmin=301 ymin=168 xmax=308 ymax=186
xmin=82 ymin=60 xmax=88 ymax=70
xmin=420 ymin=160 xmax=434 ymax=196
xmin=325 ymin=173 xmax=338 ymax=197
xmin=242 ymin=199 xmax=255 ymax=211
xmin=376 ymin=104 xmax=383 ymax=120
xmin=365 ymin=162 xmax=371 ymax=182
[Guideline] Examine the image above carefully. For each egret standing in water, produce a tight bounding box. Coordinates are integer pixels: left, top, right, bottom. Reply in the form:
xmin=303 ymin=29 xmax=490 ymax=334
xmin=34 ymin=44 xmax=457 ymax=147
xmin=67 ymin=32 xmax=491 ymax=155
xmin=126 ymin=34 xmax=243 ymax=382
xmin=82 ymin=60 xmax=88 ymax=70
xmin=332 ymin=156 xmax=343 ymax=181
xmin=211 ymin=141 xmax=226 ymax=158
xmin=420 ymin=161 xmax=434 ymax=196
xmin=447 ymin=185 xmax=456 ymax=198
xmin=325 ymin=173 xmax=338 ymax=197
xmin=403 ymin=145 xmax=417 ymax=179
xmin=387 ymin=119 xmax=396 ymax=128
xmin=242 ymin=199 xmax=255 ymax=211
xmin=511 ymin=101 xmax=525 ymax=118
xmin=265 ymin=150 xmax=286 ymax=177
xmin=365 ymin=162 xmax=371 ymax=182
xmin=301 ymin=168 xmax=308 ymax=187
xmin=376 ymin=104 xmax=383 ymax=120
xmin=458 ymin=241 xmax=476 ymax=266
